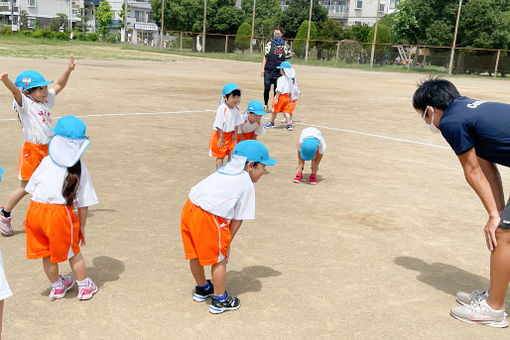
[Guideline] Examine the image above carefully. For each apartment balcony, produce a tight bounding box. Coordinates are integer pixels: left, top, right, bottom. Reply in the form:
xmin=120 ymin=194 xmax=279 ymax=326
xmin=323 ymin=4 xmax=348 ymax=17
xmin=130 ymin=0 xmax=152 ymax=10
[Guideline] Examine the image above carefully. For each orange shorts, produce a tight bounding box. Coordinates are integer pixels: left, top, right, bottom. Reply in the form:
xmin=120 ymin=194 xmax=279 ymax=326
xmin=18 ymin=142 xmax=48 ymax=181
xmin=25 ymin=201 xmax=80 ymax=263
xmin=237 ymin=131 xmax=256 ymax=143
xmin=209 ymin=130 xmax=236 ymax=159
xmin=273 ymin=94 xmax=297 ymax=114
xmin=181 ymin=199 xmax=231 ymax=266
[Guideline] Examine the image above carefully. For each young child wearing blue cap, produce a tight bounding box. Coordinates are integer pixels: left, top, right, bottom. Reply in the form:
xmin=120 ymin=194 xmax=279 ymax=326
xmin=209 ymin=83 xmax=243 ymax=168
xmin=181 ymin=140 xmax=276 ymax=314
xmin=237 ymin=100 xmax=266 ymax=142
xmin=0 ymin=56 xmax=76 ymax=236
xmin=265 ymin=61 xmax=300 ymax=131
xmin=24 ymin=115 xmax=99 ymax=301
xmin=294 ymin=127 xmax=326 ymax=185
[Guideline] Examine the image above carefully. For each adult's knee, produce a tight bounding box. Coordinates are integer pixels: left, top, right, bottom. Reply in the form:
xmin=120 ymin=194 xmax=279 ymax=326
xmin=495 ymin=227 xmax=510 ymax=244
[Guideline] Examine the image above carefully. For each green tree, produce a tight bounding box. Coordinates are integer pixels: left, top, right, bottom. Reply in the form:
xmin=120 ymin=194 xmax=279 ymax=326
xmin=343 ymin=23 xmax=370 ymax=42
xmin=212 ymin=6 xmax=245 ymax=33
xmin=393 ymin=0 xmax=419 ymax=44
xmin=293 ymin=20 xmax=317 ymax=57
xmin=118 ymin=2 xmax=131 ymax=30
xmin=241 ymin=0 xmax=282 ymax=42
xmin=95 ymin=1 xmax=113 ymax=38
xmin=49 ymin=13 xmax=68 ymax=32
xmin=367 ymin=23 xmax=391 ymax=44
xmin=281 ymin=0 xmax=327 ymax=38
xmin=316 ymin=19 xmax=343 ymax=60
xmin=235 ymin=21 xmax=251 ymax=51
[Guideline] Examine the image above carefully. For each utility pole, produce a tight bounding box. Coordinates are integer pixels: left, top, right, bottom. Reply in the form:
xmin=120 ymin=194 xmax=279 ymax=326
xmin=369 ymin=0 xmax=381 ymax=69
xmin=10 ymin=0 xmax=14 ymax=31
xmin=69 ymin=0 xmax=72 ymax=31
xmin=448 ymin=0 xmax=463 ymax=75
xmin=123 ymin=0 xmax=128 ymax=43
xmin=202 ymin=0 xmax=207 ymax=53
xmin=249 ymin=0 xmax=256 ymax=55
xmin=304 ymin=0 xmax=313 ymax=62
xmin=160 ymin=0 xmax=165 ymax=47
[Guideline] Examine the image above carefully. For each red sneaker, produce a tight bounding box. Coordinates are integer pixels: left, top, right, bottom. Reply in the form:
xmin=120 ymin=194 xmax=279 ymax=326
xmin=293 ymin=173 xmax=303 ymax=183
xmin=49 ymin=275 xmax=75 ymax=299
xmin=309 ymin=174 xmax=318 ymax=185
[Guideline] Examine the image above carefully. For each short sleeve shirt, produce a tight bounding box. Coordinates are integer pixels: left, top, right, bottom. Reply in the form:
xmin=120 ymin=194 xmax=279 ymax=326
xmin=213 ymin=103 xmax=243 ymax=133
xmin=13 ymin=88 xmax=55 ymax=145
xmin=238 ymin=111 xmax=265 ymax=136
xmin=276 ymin=76 xmax=293 ymax=95
xmin=298 ymin=127 xmax=327 ymax=154
xmin=264 ymin=41 xmax=292 ymax=59
xmin=440 ymin=97 xmax=510 ymax=166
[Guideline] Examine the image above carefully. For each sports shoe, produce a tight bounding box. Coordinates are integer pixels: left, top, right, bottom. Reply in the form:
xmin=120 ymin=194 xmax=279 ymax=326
xmin=450 ymin=298 xmax=508 ymax=328
xmin=264 ymin=105 xmax=268 ymax=112
xmin=284 ymin=124 xmax=293 ymax=131
xmin=264 ymin=122 xmax=274 ymax=128
xmin=293 ymin=173 xmax=303 ymax=183
xmin=456 ymin=290 xmax=488 ymax=307
xmin=49 ymin=275 xmax=75 ymax=299
xmin=193 ymin=280 xmax=214 ymax=302
xmin=309 ymin=174 xmax=318 ymax=185
xmin=0 ymin=213 xmax=13 ymax=236
xmin=209 ymin=295 xmax=241 ymax=314
xmin=77 ymin=279 xmax=98 ymax=301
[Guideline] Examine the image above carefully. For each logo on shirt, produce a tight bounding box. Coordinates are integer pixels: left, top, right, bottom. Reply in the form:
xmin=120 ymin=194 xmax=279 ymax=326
xmin=467 ymin=100 xmax=487 ymax=109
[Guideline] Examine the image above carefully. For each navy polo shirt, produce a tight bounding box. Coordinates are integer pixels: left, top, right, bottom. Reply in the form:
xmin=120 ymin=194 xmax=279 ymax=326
xmin=440 ymin=96 xmax=510 ymax=167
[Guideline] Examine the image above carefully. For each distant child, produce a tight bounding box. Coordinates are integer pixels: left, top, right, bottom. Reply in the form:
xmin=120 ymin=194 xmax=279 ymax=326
xmin=181 ymin=140 xmax=276 ymax=314
xmin=237 ymin=100 xmax=266 ymax=142
xmin=209 ymin=83 xmax=243 ymax=168
xmin=0 ymin=55 xmax=76 ymax=236
xmin=0 ymin=167 xmax=13 ymax=337
xmin=264 ymin=61 xmax=300 ymax=131
xmin=293 ymin=127 xmax=326 ymax=185
xmin=25 ymin=116 xmax=99 ymax=301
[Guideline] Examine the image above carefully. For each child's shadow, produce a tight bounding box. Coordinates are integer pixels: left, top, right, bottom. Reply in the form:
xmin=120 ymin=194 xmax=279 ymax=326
xmin=41 ymin=256 xmax=125 ymax=298
xmin=227 ymin=265 xmax=281 ymax=296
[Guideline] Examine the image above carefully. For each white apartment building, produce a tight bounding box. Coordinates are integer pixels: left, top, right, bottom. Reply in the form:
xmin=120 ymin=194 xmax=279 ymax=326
xmin=108 ymin=0 xmax=157 ymax=44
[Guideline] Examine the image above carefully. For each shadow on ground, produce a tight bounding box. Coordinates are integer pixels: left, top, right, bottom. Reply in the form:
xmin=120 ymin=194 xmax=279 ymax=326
xmin=226 ymin=265 xmax=281 ymax=296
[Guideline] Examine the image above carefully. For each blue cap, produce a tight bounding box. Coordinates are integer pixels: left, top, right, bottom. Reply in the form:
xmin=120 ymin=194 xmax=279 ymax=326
xmin=277 ymin=61 xmax=292 ymax=69
xmin=246 ymin=100 xmax=266 ymax=116
xmin=222 ymin=83 xmax=241 ymax=96
xmin=0 ymin=166 xmax=3 ymax=182
xmin=233 ymin=140 xmax=276 ymax=166
xmin=300 ymin=138 xmax=319 ymax=161
xmin=15 ymin=70 xmax=53 ymax=90
xmin=52 ymin=115 xmax=88 ymax=140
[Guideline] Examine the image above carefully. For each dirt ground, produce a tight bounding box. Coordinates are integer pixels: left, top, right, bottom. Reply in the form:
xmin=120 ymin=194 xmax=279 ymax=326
xmin=1 ymin=54 xmax=510 ymax=339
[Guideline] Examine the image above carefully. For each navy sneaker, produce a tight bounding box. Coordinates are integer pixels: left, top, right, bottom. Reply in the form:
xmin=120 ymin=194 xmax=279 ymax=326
xmin=193 ymin=280 xmax=214 ymax=302
xmin=209 ymin=295 xmax=241 ymax=314
xmin=264 ymin=122 xmax=274 ymax=128
xmin=284 ymin=124 xmax=293 ymax=131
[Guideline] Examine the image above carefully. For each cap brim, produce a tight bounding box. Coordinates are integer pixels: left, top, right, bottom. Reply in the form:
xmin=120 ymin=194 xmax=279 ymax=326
xmin=49 ymin=135 xmax=90 ymax=167
xmin=248 ymin=110 xmax=266 ymax=116
xmin=261 ymin=157 xmax=277 ymax=166
xmin=26 ymin=80 xmax=53 ymax=90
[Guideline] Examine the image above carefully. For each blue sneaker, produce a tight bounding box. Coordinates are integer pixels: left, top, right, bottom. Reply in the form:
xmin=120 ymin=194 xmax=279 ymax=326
xmin=209 ymin=295 xmax=240 ymax=314
xmin=264 ymin=122 xmax=274 ymax=128
xmin=193 ymin=280 xmax=214 ymax=302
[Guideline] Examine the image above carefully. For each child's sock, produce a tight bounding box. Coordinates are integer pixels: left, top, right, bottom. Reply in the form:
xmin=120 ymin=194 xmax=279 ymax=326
xmin=212 ymin=291 xmax=227 ymax=302
xmin=77 ymin=277 xmax=91 ymax=287
xmin=197 ymin=280 xmax=212 ymax=290
xmin=50 ymin=276 xmax=63 ymax=288
xmin=1 ymin=208 xmax=10 ymax=218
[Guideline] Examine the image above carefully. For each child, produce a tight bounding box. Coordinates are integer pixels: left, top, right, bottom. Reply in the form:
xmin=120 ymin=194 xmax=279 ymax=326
xmin=264 ymin=61 xmax=300 ymax=131
xmin=293 ymin=127 xmax=326 ymax=185
xmin=0 ymin=167 xmax=13 ymax=337
xmin=237 ymin=100 xmax=266 ymax=142
xmin=25 ymin=115 xmax=99 ymax=301
xmin=209 ymin=83 xmax=243 ymax=168
xmin=0 ymin=55 xmax=76 ymax=236
xmin=181 ymin=140 xmax=276 ymax=314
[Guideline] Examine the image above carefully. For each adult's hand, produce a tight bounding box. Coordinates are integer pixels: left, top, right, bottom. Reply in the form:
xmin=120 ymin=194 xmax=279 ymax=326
xmin=260 ymin=70 xmax=264 ymax=77
xmin=484 ymin=215 xmax=500 ymax=251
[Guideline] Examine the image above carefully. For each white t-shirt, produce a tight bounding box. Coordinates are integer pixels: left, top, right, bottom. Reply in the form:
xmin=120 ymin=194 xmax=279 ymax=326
xmin=189 ymin=170 xmax=255 ymax=220
xmin=13 ymin=88 xmax=56 ymax=145
xmin=276 ymin=76 xmax=294 ymax=95
xmin=298 ymin=127 xmax=327 ymax=154
xmin=25 ymin=156 xmax=99 ymax=208
xmin=238 ymin=111 xmax=265 ymax=136
xmin=213 ymin=103 xmax=243 ymax=133
xmin=0 ymin=250 xmax=12 ymax=301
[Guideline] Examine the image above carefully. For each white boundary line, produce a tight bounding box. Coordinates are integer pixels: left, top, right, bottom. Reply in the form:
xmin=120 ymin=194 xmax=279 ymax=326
xmin=0 ymin=108 xmax=449 ymax=150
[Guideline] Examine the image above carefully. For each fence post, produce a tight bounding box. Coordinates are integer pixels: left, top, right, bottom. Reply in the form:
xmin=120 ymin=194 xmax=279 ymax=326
xmin=494 ymin=49 xmax=501 ymax=78
xmin=180 ymin=32 xmax=183 ymax=51
xmin=225 ymin=35 xmax=228 ymax=54
xmin=335 ymin=40 xmax=340 ymax=66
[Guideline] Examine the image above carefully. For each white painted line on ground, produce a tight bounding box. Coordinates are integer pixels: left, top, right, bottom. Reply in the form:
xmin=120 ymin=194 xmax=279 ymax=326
xmin=0 ymin=108 xmax=448 ymax=150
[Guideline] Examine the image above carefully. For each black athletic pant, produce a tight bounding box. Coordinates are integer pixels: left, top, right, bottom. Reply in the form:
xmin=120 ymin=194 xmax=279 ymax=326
xmin=264 ymin=76 xmax=278 ymax=106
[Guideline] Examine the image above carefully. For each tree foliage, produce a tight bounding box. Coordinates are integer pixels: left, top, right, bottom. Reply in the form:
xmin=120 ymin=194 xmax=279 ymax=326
xmin=95 ymin=1 xmax=113 ymax=38
xmin=281 ymin=0 xmax=327 ymax=38
xmin=235 ymin=21 xmax=251 ymax=51
xmin=293 ymin=20 xmax=317 ymax=57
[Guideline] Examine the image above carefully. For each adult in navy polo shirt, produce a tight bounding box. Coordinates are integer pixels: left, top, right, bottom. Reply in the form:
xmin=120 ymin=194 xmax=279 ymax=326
xmin=413 ymin=78 xmax=510 ymax=328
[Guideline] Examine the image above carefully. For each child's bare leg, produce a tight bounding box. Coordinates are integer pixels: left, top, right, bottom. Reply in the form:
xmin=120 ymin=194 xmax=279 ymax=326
xmin=189 ymin=258 xmax=207 ymax=286
xmin=215 ymin=158 xmax=224 ymax=169
xmin=2 ymin=181 xmax=28 ymax=213
xmin=42 ymin=257 xmax=59 ymax=282
xmin=211 ymin=261 xmax=226 ymax=296
xmin=311 ymin=153 xmax=323 ymax=175
xmin=0 ymin=299 xmax=4 ymax=338
xmin=270 ymin=112 xmax=277 ymax=123
xmin=296 ymin=151 xmax=305 ymax=174
xmin=69 ymin=253 xmax=87 ymax=281
xmin=284 ymin=112 xmax=292 ymax=124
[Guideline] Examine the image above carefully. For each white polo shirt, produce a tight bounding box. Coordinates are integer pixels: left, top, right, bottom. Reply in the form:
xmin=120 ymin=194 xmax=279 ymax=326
xmin=238 ymin=111 xmax=265 ymax=136
xmin=213 ymin=103 xmax=243 ymax=133
xmin=13 ymin=88 xmax=56 ymax=145
xmin=25 ymin=156 xmax=99 ymax=208
xmin=276 ymin=76 xmax=293 ymax=95
xmin=298 ymin=127 xmax=327 ymax=154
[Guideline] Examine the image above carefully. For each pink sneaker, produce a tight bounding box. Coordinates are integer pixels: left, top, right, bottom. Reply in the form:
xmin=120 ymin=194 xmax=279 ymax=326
xmin=77 ymin=279 xmax=98 ymax=301
xmin=309 ymin=174 xmax=318 ymax=185
xmin=49 ymin=275 xmax=75 ymax=299
xmin=0 ymin=213 xmax=13 ymax=236
xmin=293 ymin=173 xmax=303 ymax=183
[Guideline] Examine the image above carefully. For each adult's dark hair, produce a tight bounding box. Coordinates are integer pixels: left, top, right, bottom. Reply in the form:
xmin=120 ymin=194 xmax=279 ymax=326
xmin=273 ymin=26 xmax=283 ymax=34
xmin=412 ymin=77 xmax=461 ymax=111
xmin=226 ymin=89 xmax=241 ymax=99
xmin=62 ymin=160 xmax=81 ymax=206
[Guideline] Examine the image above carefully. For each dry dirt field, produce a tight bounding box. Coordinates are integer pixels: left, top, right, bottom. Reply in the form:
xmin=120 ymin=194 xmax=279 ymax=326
xmin=1 ymin=53 xmax=510 ymax=339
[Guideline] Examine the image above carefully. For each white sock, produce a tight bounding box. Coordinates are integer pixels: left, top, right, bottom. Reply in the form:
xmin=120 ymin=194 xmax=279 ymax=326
xmin=51 ymin=276 xmax=63 ymax=288
xmin=77 ymin=277 xmax=90 ymax=287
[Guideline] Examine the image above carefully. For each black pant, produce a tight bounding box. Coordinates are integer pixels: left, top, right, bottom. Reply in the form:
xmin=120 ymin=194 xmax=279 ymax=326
xmin=264 ymin=76 xmax=278 ymax=106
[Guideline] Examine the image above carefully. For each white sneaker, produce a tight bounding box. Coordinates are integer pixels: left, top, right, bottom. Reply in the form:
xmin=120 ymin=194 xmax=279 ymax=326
xmin=0 ymin=214 xmax=13 ymax=236
xmin=450 ymin=299 xmax=508 ymax=328
xmin=456 ymin=289 xmax=488 ymax=306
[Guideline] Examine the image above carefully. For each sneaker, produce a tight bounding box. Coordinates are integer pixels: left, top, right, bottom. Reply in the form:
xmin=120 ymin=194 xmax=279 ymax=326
xmin=193 ymin=280 xmax=214 ymax=302
xmin=264 ymin=105 xmax=268 ymax=112
xmin=49 ymin=275 xmax=75 ymax=299
xmin=209 ymin=295 xmax=241 ymax=314
xmin=450 ymin=299 xmax=509 ymax=328
xmin=293 ymin=173 xmax=303 ymax=183
xmin=77 ymin=279 xmax=98 ymax=301
xmin=0 ymin=213 xmax=13 ymax=236
xmin=284 ymin=124 xmax=293 ymax=131
xmin=456 ymin=290 xmax=488 ymax=307
xmin=264 ymin=122 xmax=274 ymax=128
xmin=309 ymin=174 xmax=318 ymax=185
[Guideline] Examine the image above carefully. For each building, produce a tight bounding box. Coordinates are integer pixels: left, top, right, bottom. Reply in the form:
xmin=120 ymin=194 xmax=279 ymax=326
xmin=108 ymin=0 xmax=158 ymax=44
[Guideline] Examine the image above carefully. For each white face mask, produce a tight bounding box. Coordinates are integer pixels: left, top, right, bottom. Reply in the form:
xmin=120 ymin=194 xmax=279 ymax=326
xmin=423 ymin=107 xmax=440 ymax=134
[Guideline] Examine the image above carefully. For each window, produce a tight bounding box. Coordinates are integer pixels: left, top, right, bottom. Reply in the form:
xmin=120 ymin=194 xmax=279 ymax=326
xmin=28 ymin=0 xmax=36 ymax=7
xmin=390 ymin=0 xmax=399 ymax=9
xmin=379 ymin=3 xmax=384 ymax=12
xmin=355 ymin=0 xmax=362 ymax=9
xmin=134 ymin=10 xmax=144 ymax=22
